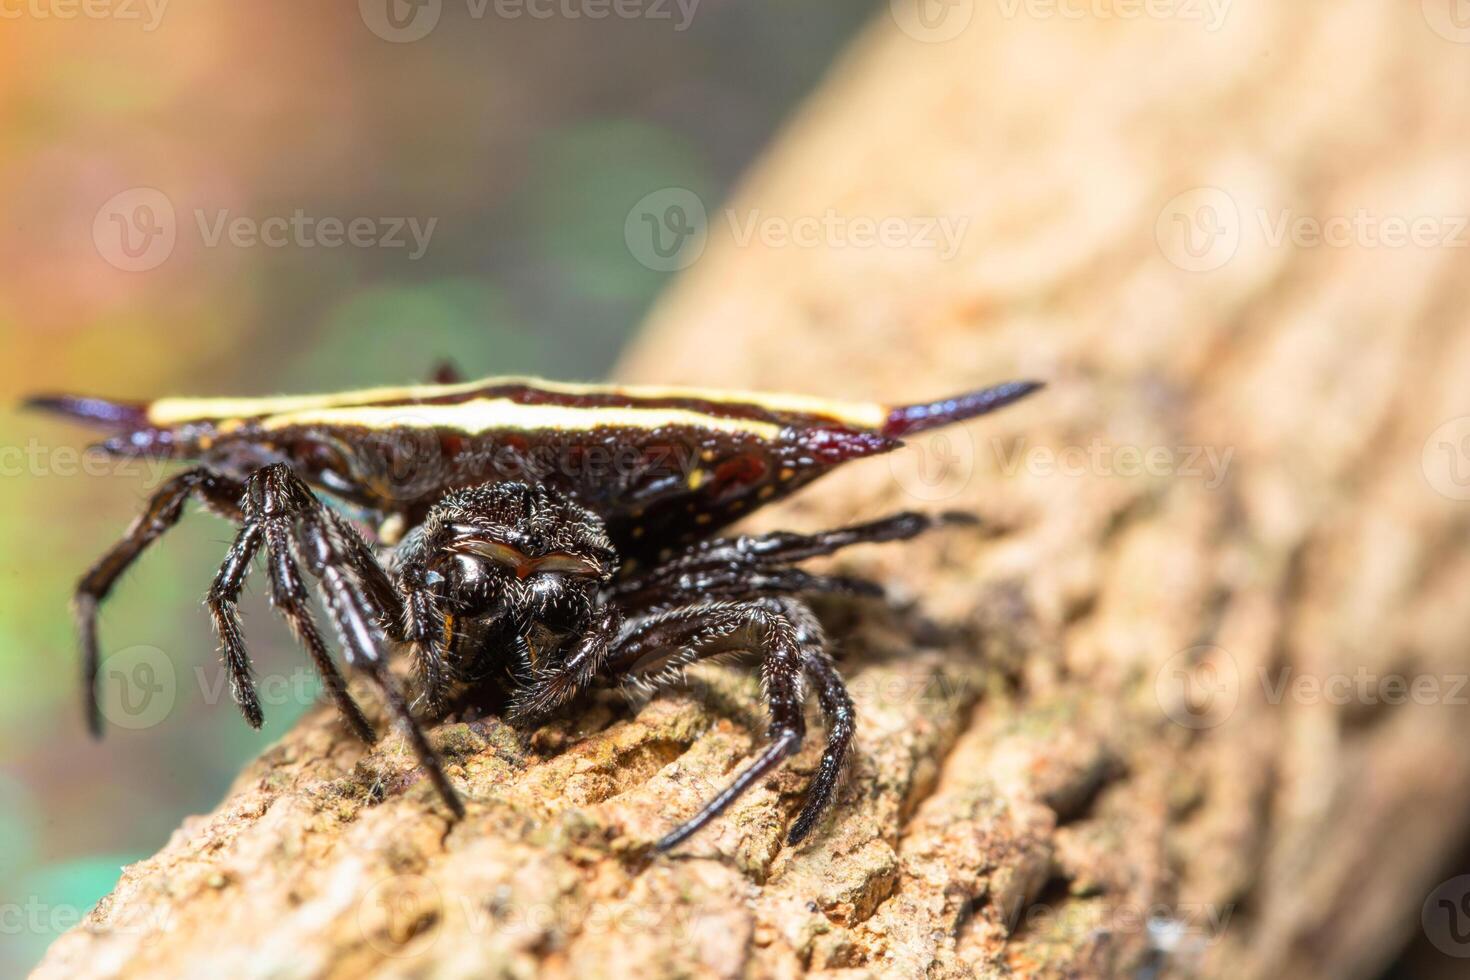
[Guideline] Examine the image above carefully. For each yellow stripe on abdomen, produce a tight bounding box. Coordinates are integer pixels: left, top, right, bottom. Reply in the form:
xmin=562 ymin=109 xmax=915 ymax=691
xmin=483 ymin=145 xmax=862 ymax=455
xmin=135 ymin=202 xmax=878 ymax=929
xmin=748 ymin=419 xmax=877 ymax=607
xmin=256 ymin=398 xmax=785 ymax=440
xmin=146 ymin=376 xmax=888 ymax=430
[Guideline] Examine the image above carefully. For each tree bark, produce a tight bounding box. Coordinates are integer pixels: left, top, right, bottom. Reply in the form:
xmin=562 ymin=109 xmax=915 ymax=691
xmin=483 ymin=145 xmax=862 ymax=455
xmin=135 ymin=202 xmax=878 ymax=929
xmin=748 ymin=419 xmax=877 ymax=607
xmin=34 ymin=2 xmax=1470 ymax=977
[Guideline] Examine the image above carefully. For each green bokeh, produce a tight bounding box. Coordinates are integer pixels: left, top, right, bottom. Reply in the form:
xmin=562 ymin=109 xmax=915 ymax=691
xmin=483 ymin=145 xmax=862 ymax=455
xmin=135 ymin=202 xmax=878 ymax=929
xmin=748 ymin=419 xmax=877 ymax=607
xmin=284 ymin=278 xmax=545 ymax=389
xmin=523 ymin=118 xmax=713 ymax=305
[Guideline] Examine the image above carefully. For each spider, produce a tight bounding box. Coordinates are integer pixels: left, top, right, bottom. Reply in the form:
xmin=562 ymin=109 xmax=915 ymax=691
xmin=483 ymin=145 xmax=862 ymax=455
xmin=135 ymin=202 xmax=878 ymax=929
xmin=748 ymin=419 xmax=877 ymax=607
xmin=27 ymin=373 xmax=1040 ymax=849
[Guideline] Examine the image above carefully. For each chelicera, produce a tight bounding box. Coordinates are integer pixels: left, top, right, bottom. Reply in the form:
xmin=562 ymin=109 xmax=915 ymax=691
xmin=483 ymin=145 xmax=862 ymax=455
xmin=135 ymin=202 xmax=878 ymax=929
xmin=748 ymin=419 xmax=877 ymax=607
xmin=27 ymin=373 xmax=1040 ymax=849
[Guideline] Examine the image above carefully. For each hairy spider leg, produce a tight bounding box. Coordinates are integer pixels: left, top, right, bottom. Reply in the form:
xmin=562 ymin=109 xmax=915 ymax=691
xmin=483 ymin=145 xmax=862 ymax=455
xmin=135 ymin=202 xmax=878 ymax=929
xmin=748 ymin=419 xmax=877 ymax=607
xmin=604 ymin=597 xmax=826 ymax=851
xmin=394 ymin=559 xmax=454 ymax=711
xmin=787 ymin=646 xmax=855 ymax=845
xmin=74 ymin=467 xmax=244 ymax=736
xmin=612 ymin=510 xmax=976 ymax=605
xmin=507 ymin=604 xmax=622 ymax=722
xmin=517 ymin=512 xmax=977 ymax=846
xmin=204 ymin=463 xmax=464 ymax=817
xmin=204 ymin=464 xmax=376 ymax=741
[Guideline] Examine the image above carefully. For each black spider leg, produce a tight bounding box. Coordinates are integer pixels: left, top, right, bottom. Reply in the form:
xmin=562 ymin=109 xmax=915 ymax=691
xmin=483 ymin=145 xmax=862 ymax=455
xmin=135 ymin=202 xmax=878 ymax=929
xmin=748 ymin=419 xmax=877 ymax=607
xmin=396 ymin=560 xmax=453 ymax=711
xmin=75 ymin=467 xmax=244 ymax=736
xmin=298 ymin=498 xmax=467 ymax=817
xmin=612 ymin=510 xmax=975 ymax=605
xmin=604 ymin=597 xmax=823 ymax=851
xmin=207 ymin=464 xmax=464 ymax=817
xmin=204 ymin=463 xmax=376 ymax=740
xmin=508 ymin=604 xmax=623 ymax=722
xmin=787 ymin=645 xmax=854 ymax=845
xmin=309 ymin=533 xmax=464 ymax=817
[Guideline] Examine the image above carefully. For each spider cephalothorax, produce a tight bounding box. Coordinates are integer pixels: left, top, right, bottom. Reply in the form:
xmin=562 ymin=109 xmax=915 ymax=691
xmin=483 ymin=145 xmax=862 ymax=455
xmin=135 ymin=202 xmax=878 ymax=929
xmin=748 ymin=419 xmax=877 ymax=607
xmin=394 ymin=482 xmax=617 ymax=706
xmin=28 ymin=373 xmax=1040 ymax=849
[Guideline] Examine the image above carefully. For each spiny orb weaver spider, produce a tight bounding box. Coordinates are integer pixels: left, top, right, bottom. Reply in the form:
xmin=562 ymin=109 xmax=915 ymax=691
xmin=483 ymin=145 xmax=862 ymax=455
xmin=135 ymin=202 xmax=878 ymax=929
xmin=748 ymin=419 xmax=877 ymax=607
xmin=27 ymin=372 xmax=1040 ymax=849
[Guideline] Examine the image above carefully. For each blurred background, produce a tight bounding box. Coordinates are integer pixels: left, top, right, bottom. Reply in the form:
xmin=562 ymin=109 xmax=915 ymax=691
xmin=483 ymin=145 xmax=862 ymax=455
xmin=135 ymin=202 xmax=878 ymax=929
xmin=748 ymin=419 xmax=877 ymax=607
xmin=0 ymin=2 xmax=878 ymax=973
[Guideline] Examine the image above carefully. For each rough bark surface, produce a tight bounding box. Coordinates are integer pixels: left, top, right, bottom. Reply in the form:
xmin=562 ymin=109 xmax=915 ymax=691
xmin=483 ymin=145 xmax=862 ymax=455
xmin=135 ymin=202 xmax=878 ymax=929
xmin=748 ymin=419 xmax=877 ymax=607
xmin=33 ymin=2 xmax=1470 ymax=977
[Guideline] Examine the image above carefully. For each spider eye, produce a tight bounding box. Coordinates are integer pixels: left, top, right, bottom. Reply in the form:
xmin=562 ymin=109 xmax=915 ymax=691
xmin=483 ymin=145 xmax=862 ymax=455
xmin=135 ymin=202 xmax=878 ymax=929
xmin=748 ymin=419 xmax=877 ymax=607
xmin=453 ymin=538 xmax=528 ymax=569
xmin=529 ymin=553 xmax=603 ymax=577
xmin=449 ymin=536 xmax=604 ymax=579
